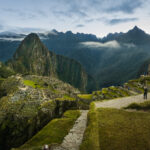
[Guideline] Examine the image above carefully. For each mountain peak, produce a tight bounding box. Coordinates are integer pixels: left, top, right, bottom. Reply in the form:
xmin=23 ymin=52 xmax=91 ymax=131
xmin=25 ymin=33 xmax=39 ymax=40
xmin=13 ymin=33 xmax=48 ymax=60
xmin=129 ymin=26 xmax=145 ymax=34
xmin=133 ymin=25 xmax=139 ymax=30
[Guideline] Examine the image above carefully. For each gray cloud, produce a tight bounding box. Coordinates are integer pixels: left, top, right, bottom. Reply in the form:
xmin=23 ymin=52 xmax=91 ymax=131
xmin=15 ymin=27 xmax=47 ymax=33
xmin=107 ymin=18 xmax=138 ymax=25
xmin=51 ymin=0 xmax=143 ymax=27
xmin=0 ymin=37 xmax=24 ymax=41
xmin=0 ymin=26 xmax=47 ymax=34
xmin=84 ymin=19 xmax=94 ymax=23
xmin=123 ymin=43 xmax=136 ymax=48
xmin=76 ymin=24 xmax=85 ymax=28
xmin=53 ymin=9 xmax=87 ymax=19
xmin=2 ymin=8 xmax=46 ymax=20
xmin=0 ymin=25 xmax=4 ymax=30
xmin=36 ymin=10 xmax=47 ymax=17
xmin=0 ymin=0 xmax=148 ymax=35
xmin=106 ymin=0 xmax=143 ymax=14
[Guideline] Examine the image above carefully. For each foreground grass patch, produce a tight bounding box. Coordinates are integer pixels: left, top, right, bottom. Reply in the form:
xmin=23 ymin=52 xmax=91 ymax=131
xmin=80 ymin=103 xmax=99 ymax=150
xmin=81 ymin=106 xmax=150 ymax=150
xmin=125 ymin=101 xmax=150 ymax=110
xmin=15 ymin=110 xmax=80 ymax=150
xmin=97 ymin=108 xmax=150 ymax=150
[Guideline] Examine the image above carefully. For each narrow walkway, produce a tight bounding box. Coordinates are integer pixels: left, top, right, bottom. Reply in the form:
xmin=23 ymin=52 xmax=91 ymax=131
xmin=95 ymin=93 xmax=150 ymax=109
xmin=52 ymin=110 xmax=88 ymax=150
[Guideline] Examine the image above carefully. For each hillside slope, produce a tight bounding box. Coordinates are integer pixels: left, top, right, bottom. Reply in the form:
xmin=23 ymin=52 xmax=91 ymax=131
xmin=0 ymin=74 xmax=80 ymax=150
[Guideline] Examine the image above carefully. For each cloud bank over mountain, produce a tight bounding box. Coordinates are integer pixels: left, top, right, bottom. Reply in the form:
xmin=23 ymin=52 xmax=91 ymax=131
xmin=80 ymin=41 xmax=121 ymax=49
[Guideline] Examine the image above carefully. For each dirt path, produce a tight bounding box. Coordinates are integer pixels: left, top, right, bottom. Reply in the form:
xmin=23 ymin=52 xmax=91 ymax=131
xmin=52 ymin=110 xmax=88 ymax=150
xmin=95 ymin=93 xmax=150 ymax=109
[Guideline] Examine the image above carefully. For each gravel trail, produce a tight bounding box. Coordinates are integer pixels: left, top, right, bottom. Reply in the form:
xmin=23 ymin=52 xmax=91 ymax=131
xmin=95 ymin=93 xmax=150 ymax=109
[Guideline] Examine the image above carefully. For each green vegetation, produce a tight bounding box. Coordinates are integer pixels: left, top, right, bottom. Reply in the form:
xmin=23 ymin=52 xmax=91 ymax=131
xmin=127 ymin=81 xmax=143 ymax=93
xmin=80 ymin=103 xmax=99 ymax=150
xmin=0 ymin=77 xmax=5 ymax=85
xmin=0 ymin=74 xmax=81 ymax=150
xmin=0 ymin=77 xmax=19 ymax=97
xmin=55 ymin=94 xmax=76 ymax=101
xmin=125 ymin=101 xmax=150 ymax=110
xmin=23 ymin=80 xmax=38 ymax=88
xmin=23 ymin=78 xmax=57 ymax=92
xmin=15 ymin=110 xmax=80 ymax=150
xmin=78 ymin=84 xmax=132 ymax=102
xmin=0 ymin=64 xmax=15 ymax=78
xmin=82 ymin=107 xmax=150 ymax=150
xmin=78 ymin=94 xmax=93 ymax=100
xmin=97 ymin=108 xmax=150 ymax=150
xmin=118 ymin=88 xmax=130 ymax=96
xmin=23 ymin=79 xmax=46 ymax=89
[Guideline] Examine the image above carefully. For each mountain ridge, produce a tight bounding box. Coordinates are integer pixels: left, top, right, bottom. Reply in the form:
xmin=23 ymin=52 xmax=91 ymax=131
xmin=1 ymin=26 xmax=150 ymax=89
xmin=7 ymin=33 xmax=96 ymax=92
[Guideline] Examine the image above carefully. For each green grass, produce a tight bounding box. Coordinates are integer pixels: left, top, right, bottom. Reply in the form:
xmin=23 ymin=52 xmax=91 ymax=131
xmin=127 ymin=82 xmax=143 ymax=93
xmin=15 ymin=110 xmax=80 ymax=150
xmin=118 ymin=88 xmax=131 ymax=96
xmin=81 ymin=106 xmax=150 ymax=150
xmin=101 ymin=88 xmax=117 ymax=99
xmin=107 ymin=89 xmax=121 ymax=98
xmin=80 ymin=103 xmax=100 ymax=150
xmin=55 ymin=94 xmax=76 ymax=101
xmin=23 ymin=79 xmax=58 ymax=92
xmin=97 ymin=108 xmax=150 ymax=150
xmin=23 ymin=80 xmax=41 ymax=88
xmin=78 ymin=94 xmax=93 ymax=100
xmin=125 ymin=101 xmax=150 ymax=110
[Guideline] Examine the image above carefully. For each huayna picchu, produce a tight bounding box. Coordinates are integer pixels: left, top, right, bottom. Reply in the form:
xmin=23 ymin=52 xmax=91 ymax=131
xmin=7 ymin=33 xmax=96 ymax=93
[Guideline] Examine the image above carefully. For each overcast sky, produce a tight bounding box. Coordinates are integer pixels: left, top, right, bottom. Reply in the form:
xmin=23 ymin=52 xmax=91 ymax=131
xmin=0 ymin=0 xmax=150 ymax=37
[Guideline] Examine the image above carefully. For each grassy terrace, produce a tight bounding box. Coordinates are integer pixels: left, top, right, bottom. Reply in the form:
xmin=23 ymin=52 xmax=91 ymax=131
xmin=55 ymin=94 xmax=76 ymax=101
xmin=78 ymin=94 xmax=93 ymax=100
xmin=23 ymin=80 xmax=43 ymax=89
xmin=78 ymin=86 xmax=132 ymax=102
xmin=80 ymin=103 xmax=99 ymax=150
xmin=81 ymin=104 xmax=150 ymax=150
xmin=14 ymin=110 xmax=80 ymax=150
xmin=23 ymin=79 xmax=58 ymax=93
xmin=125 ymin=101 xmax=150 ymax=111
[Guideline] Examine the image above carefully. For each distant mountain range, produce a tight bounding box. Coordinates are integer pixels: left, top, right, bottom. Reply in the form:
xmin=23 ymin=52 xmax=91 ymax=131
xmin=1 ymin=26 xmax=150 ymax=89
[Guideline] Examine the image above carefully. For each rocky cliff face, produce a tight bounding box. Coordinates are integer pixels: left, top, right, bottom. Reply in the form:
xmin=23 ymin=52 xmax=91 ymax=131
xmin=8 ymin=33 xmax=96 ymax=92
